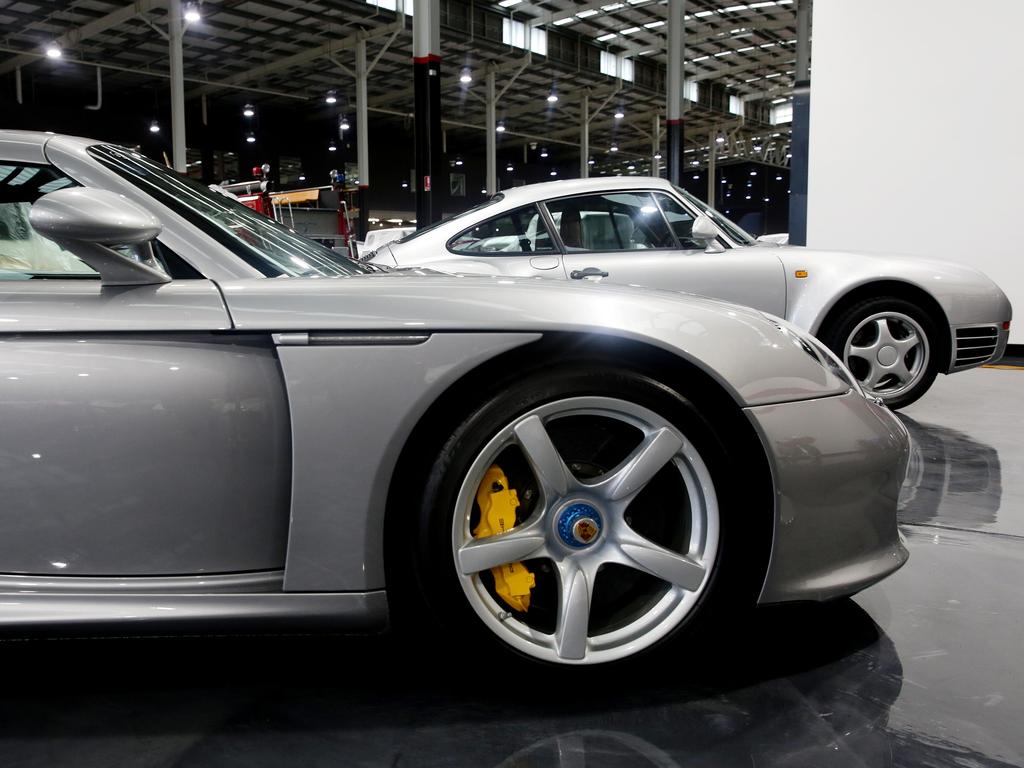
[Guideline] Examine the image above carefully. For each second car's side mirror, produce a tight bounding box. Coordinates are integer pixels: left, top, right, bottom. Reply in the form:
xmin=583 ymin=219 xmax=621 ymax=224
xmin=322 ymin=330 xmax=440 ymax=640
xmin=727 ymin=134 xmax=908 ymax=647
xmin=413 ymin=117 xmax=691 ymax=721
xmin=690 ymin=214 xmax=725 ymax=254
xmin=29 ymin=187 xmax=170 ymax=286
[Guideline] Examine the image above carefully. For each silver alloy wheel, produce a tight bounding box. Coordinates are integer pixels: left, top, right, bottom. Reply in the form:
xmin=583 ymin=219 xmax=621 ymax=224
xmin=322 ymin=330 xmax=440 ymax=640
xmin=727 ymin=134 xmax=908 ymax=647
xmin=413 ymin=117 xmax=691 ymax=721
xmin=843 ymin=311 xmax=930 ymax=399
xmin=451 ymin=396 xmax=720 ymax=665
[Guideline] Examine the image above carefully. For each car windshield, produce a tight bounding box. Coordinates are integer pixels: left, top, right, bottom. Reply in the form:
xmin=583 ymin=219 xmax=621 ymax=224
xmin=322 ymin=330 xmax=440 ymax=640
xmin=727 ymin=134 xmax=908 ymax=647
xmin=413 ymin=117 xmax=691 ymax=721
xmin=89 ymin=145 xmax=370 ymax=277
xmin=394 ymin=194 xmax=505 ymax=244
xmin=672 ymin=185 xmax=756 ymax=246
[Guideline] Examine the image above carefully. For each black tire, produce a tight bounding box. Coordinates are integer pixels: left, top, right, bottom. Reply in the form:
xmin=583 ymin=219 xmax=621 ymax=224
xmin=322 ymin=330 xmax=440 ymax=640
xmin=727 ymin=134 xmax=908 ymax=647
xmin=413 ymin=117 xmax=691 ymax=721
xmin=819 ymin=296 xmax=941 ymax=410
xmin=390 ymin=362 xmax=766 ymax=668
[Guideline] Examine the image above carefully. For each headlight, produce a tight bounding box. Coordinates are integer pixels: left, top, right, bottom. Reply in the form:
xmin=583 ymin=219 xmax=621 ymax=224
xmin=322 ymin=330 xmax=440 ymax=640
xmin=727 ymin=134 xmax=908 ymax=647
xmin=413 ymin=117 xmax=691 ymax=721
xmin=763 ymin=313 xmax=865 ymax=397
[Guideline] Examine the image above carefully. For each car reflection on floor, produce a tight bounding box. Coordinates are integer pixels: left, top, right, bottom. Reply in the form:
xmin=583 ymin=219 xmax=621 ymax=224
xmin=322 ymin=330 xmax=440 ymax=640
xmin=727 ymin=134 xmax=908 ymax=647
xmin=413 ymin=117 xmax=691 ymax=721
xmin=899 ymin=415 xmax=1002 ymax=530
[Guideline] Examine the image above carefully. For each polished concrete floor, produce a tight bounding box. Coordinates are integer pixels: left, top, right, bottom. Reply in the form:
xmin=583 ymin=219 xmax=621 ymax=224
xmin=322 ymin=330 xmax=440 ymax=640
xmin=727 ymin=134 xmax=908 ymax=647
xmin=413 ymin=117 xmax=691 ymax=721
xmin=1 ymin=368 xmax=1022 ymax=767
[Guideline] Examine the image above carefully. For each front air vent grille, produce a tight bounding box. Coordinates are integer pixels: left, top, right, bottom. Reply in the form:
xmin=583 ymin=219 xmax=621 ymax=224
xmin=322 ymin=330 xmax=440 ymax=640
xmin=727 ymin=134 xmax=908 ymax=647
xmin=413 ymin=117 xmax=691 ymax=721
xmin=954 ymin=326 xmax=999 ymax=368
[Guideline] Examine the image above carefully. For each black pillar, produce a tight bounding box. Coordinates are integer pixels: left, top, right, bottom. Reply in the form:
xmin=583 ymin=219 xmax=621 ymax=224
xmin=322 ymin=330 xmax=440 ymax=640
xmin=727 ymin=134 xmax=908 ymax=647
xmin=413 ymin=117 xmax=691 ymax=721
xmin=667 ymin=119 xmax=682 ymax=187
xmin=414 ymin=55 xmax=442 ymax=228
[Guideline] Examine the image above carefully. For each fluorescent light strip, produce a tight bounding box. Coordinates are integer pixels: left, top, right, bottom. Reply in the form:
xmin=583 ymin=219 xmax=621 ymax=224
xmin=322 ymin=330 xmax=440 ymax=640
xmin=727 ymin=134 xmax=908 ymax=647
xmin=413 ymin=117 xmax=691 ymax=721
xmin=497 ymin=0 xmax=521 ymax=6
xmin=693 ymin=9 xmax=713 ymax=17
xmin=620 ymin=26 xmax=640 ymax=33
xmin=601 ymin=2 xmax=624 ymax=9
xmin=552 ymin=16 xmax=575 ymax=24
xmin=748 ymin=1 xmax=776 ymax=7
xmin=596 ymin=32 xmax=617 ymax=40
xmin=714 ymin=50 xmax=733 ymax=56
xmin=737 ymin=45 xmax=754 ymax=51
xmin=723 ymin=4 xmax=748 ymax=11
xmin=691 ymin=55 xmax=709 ymax=61
xmin=643 ymin=19 xmax=664 ymax=27
xmin=765 ymin=72 xmax=781 ymax=78
xmin=576 ymin=8 xmax=599 ymax=17
xmin=760 ymin=42 xmax=775 ymax=47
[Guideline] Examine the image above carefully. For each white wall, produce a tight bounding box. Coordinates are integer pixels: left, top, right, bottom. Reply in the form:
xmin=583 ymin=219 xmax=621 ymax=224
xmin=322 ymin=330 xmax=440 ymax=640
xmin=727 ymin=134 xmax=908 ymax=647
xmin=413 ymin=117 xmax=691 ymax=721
xmin=807 ymin=0 xmax=1024 ymax=341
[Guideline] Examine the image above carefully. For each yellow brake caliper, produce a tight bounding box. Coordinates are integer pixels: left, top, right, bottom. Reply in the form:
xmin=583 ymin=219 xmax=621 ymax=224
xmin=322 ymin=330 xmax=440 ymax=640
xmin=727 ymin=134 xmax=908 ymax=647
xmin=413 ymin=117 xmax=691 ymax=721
xmin=473 ymin=465 xmax=536 ymax=613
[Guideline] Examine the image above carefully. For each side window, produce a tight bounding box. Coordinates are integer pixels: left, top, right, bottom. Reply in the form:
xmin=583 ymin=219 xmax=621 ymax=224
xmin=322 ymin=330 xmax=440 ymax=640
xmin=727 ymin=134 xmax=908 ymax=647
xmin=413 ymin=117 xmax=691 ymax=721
xmin=546 ymin=192 xmax=676 ymax=251
xmin=448 ymin=205 xmax=555 ymax=254
xmin=0 ymin=164 xmax=97 ymax=280
xmin=655 ymin=193 xmax=704 ymax=250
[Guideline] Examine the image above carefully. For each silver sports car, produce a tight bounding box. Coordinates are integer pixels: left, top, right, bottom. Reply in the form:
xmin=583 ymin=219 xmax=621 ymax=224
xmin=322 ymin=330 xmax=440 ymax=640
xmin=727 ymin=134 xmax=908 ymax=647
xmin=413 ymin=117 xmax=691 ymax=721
xmin=368 ymin=177 xmax=1012 ymax=409
xmin=0 ymin=131 xmax=908 ymax=666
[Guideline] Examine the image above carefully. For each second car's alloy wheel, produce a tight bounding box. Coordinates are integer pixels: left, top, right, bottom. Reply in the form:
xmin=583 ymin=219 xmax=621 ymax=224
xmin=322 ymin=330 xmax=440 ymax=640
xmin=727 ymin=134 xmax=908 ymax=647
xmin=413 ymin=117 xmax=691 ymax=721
xmin=822 ymin=296 xmax=940 ymax=409
xmin=449 ymin=393 xmax=719 ymax=665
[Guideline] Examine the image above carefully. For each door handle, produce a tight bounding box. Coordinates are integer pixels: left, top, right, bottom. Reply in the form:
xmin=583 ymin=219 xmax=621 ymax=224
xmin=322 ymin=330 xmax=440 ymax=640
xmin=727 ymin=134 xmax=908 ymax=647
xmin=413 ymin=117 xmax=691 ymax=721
xmin=570 ymin=267 xmax=609 ymax=280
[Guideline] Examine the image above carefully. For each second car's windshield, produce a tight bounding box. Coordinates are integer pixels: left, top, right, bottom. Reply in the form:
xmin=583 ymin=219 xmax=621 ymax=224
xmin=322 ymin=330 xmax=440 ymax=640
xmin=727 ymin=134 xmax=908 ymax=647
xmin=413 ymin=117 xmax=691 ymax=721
xmin=89 ymin=145 xmax=370 ymax=277
xmin=672 ymin=185 xmax=756 ymax=246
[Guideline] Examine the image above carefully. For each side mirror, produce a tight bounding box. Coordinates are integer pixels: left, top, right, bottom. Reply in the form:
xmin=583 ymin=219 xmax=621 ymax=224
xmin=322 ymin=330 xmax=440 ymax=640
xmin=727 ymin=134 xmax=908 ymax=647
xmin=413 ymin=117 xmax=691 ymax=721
xmin=29 ymin=187 xmax=170 ymax=286
xmin=690 ymin=213 xmax=725 ymax=254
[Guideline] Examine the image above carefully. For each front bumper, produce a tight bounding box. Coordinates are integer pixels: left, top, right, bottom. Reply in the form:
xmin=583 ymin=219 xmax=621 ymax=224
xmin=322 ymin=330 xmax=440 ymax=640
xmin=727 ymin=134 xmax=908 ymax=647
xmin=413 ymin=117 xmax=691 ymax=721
xmin=946 ymin=324 xmax=1010 ymax=373
xmin=746 ymin=391 xmax=910 ymax=604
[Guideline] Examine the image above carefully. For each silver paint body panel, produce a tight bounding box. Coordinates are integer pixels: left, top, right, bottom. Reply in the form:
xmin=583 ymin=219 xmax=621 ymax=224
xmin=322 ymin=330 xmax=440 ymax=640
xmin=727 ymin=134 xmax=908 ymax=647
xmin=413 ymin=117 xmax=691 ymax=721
xmin=748 ymin=393 xmax=911 ymax=602
xmin=277 ymin=332 xmax=541 ymax=591
xmin=0 ymin=131 xmax=909 ymax=632
xmin=0 ymin=333 xmax=291 ymax=575
xmin=376 ymin=176 xmax=1012 ymax=374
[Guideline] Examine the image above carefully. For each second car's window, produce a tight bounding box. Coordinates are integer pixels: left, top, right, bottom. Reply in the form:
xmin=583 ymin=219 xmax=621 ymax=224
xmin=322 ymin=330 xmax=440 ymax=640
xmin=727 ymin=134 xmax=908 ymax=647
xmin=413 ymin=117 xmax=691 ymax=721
xmin=546 ymin=192 xmax=676 ymax=251
xmin=654 ymin=193 xmax=704 ymax=250
xmin=448 ymin=205 xmax=555 ymax=254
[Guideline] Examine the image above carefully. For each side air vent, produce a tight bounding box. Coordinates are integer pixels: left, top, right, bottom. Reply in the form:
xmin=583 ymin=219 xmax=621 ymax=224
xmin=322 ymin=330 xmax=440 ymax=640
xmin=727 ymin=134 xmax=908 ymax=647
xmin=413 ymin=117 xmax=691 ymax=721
xmin=954 ymin=326 xmax=999 ymax=368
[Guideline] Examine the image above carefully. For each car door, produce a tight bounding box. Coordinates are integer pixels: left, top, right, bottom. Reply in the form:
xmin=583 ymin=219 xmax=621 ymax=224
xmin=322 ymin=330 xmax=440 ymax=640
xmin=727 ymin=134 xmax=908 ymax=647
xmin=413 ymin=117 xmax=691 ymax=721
xmin=439 ymin=203 xmax=566 ymax=278
xmin=552 ymin=190 xmax=787 ymax=316
xmin=0 ymin=159 xmax=291 ymax=577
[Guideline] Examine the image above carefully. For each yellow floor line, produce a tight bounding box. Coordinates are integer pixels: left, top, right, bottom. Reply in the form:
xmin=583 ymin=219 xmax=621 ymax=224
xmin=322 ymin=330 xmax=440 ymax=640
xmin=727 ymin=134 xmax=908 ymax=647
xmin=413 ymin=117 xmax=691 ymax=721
xmin=982 ymin=364 xmax=1024 ymax=370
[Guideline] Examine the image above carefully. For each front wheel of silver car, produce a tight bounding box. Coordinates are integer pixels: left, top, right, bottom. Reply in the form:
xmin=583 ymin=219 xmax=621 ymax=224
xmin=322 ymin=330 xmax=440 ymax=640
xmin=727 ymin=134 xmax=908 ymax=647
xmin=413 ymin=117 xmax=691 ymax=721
xmin=822 ymin=297 xmax=940 ymax=410
xmin=403 ymin=364 xmax=760 ymax=667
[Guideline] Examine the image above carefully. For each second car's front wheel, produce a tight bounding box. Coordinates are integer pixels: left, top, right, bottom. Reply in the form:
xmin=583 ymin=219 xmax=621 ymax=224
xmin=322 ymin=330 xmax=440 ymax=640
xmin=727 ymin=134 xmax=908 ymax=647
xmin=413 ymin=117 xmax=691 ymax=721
xmin=821 ymin=297 xmax=940 ymax=409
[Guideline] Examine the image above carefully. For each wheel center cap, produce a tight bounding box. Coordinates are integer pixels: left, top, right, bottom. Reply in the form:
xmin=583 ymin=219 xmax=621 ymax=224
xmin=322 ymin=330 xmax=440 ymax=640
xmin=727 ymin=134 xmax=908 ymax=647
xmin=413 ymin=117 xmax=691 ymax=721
xmin=877 ymin=345 xmax=899 ymax=366
xmin=557 ymin=503 xmax=603 ymax=548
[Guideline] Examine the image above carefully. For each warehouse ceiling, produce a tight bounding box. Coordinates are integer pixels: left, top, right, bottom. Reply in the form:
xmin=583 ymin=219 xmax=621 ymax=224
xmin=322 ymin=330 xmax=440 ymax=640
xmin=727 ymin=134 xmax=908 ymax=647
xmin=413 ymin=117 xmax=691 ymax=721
xmin=0 ymin=0 xmax=799 ymax=170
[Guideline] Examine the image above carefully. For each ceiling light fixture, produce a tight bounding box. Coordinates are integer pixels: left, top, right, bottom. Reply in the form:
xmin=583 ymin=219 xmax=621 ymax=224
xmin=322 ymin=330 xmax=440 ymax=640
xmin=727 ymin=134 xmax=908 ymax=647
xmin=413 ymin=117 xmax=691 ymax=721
xmin=609 ymin=144 xmax=619 ymax=152
xmin=506 ymin=163 xmax=514 ymax=171
xmin=547 ymin=92 xmax=558 ymax=103
xmin=454 ymin=157 xmax=464 ymax=166
xmin=550 ymin=170 xmax=557 ymax=176
xmin=643 ymin=20 xmax=665 ymax=28
xmin=553 ymin=17 xmax=575 ymax=25
xmin=184 ymin=3 xmax=201 ymax=22
xmin=328 ymin=140 xmax=337 ymax=152
xmin=540 ymin=147 xmax=549 ymax=158
xmin=496 ymin=122 xmax=506 ymax=133
xmin=45 ymin=42 xmax=62 ymax=59
xmin=325 ymin=90 xmax=338 ymax=104
xmin=614 ymin=109 xmax=624 ymax=119
xmin=299 ymin=174 xmax=306 ymax=181
xmin=149 ymin=120 xmax=160 ymax=133
xmin=340 ymin=116 xmax=350 ymax=131
xmin=576 ymin=8 xmax=599 ymax=17
xmin=460 ymin=70 xmax=472 ymax=84
xmin=243 ymin=103 xmax=255 ymax=117
xmin=245 ymin=132 xmax=256 ymax=144
xmin=596 ymin=33 xmax=617 ymax=42
xmin=588 ymin=157 xmax=595 ymax=165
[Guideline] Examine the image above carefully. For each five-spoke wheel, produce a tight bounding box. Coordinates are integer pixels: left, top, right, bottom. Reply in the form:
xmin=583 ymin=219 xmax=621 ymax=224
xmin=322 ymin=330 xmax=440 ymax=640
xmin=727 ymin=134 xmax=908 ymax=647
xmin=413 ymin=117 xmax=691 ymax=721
xmin=822 ymin=297 xmax=939 ymax=409
xmin=451 ymin=395 xmax=719 ymax=665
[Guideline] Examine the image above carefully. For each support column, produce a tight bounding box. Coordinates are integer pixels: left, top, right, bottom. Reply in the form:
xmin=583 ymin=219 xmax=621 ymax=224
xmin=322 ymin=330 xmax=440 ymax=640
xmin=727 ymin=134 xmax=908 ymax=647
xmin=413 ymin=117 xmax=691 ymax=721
xmin=356 ymin=37 xmax=369 ymax=240
xmin=706 ymin=128 xmax=717 ymax=206
xmin=580 ymin=90 xmax=590 ymax=179
xmin=485 ymin=67 xmax=497 ymax=194
xmin=413 ymin=0 xmax=442 ymax=227
xmin=168 ymin=0 xmax=186 ymax=172
xmin=788 ymin=0 xmax=811 ymax=245
xmin=666 ymin=0 xmax=684 ymax=186
xmin=651 ymin=114 xmax=661 ymax=177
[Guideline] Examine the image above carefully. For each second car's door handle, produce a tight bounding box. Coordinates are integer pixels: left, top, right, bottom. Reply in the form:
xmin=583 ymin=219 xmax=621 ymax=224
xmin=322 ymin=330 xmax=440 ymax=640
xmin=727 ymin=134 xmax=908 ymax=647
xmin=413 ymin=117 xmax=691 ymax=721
xmin=570 ymin=267 xmax=609 ymax=280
